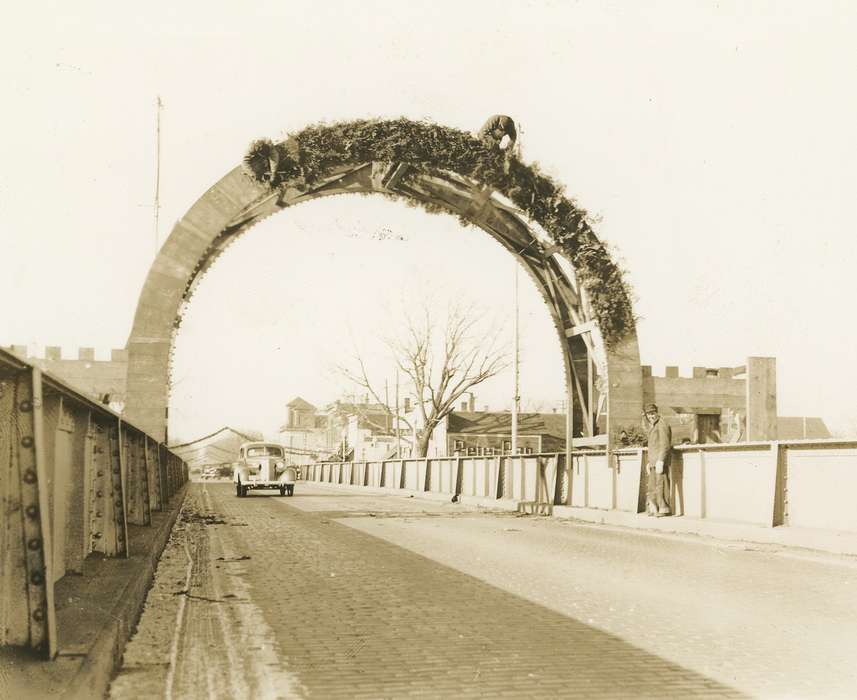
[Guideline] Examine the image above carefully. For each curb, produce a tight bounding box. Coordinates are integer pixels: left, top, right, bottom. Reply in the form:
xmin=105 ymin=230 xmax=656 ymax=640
xmin=65 ymin=484 xmax=187 ymax=699
xmin=65 ymin=485 xmax=187 ymax=699
xmin=0 ymin=485 xmax=189 ymax=700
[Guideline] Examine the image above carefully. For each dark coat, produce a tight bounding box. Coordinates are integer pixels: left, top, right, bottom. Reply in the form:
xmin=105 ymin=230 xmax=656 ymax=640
xmin=644 ymin=416 xmax=672 ymax=466
xmin=478 ymin=115 xmax=517 ymax=148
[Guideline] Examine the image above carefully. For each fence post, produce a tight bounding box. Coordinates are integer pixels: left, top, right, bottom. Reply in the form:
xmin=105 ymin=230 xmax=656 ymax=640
xmin=635 ymin=449 xmax=646 ymax=513
xmin=583 ymin=453 xmax=590 ymax=508
xmin=567 ymin=452 xmax=575 ymax=506
xmin=456 ymin=456 xmax=463 ymax=497
xmin=494 ymin=455 xmax=503 ymax=499
xmin=772 ymin=442 xmax=787 ymax=526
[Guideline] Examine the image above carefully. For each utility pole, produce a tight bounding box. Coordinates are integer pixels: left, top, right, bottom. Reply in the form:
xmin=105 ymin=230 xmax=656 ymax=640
xmin=511 ymin=265 xmax=520 ymax=455
xmin=395 ymin=370 xmax=401 ymax=458
xmin=153 ymin=96 xmax=163 ymax=256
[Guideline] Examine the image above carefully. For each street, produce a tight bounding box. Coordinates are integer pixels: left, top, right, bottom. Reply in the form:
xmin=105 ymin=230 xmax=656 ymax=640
xmin=110 ymin=482 xmax=857 ymax=699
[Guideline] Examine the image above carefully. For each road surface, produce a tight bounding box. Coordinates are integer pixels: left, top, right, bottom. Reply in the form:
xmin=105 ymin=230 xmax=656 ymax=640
xmin=109 ymin=482 xmax=857 ymax=699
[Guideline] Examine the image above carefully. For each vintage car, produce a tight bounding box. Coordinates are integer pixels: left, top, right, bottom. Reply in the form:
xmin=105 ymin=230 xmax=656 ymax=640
xmin=233 ymin=442 xmax=296 ymax=497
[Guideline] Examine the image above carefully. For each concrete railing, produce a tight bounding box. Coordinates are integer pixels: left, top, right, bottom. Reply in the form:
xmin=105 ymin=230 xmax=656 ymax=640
xmin=0 ymin=348 xmax=188 ymax=658
xmin=303 ymin=439 xmax=857 ymax=534
xmin=673 ymin=440 xmax=857 ymax=531
xmin=304 ymin=452 xmax=645 ymax=510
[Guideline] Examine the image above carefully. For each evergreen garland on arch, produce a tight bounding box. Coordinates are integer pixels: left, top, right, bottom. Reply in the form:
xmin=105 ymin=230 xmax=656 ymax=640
xmin=243 ymin=118 xmax=636 ymax=348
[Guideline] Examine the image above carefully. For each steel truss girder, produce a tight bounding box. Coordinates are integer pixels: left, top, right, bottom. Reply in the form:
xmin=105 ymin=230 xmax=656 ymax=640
xmin=0 ymin=347 xmax=190 ymax=659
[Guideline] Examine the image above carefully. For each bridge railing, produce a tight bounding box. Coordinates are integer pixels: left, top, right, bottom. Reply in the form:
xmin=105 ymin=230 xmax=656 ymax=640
xmin=0 ymin=348 xmax=188 ymax=658
xmin=302 ymin=439 xmax=857 ymax=533
xmin=304 ymin=453 xmax=586 ymax=504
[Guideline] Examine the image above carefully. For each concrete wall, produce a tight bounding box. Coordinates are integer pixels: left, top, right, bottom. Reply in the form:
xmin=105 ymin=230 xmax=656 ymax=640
xmin=642 ymin=365 xmax=746 ymax=414
xmin=6 ymin=345 xmax=128 ymax=409
xmin=304 ymin=438 xmax=857 ymax=535
xmin=640 ymin=358 xmax=778 ymax=443
xmin=785 ymin=444 xmax=857 ymax=531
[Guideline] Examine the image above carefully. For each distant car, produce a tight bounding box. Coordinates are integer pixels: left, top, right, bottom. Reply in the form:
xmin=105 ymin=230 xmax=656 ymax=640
xmin=233 ymin=442 xmax=296 ymax=497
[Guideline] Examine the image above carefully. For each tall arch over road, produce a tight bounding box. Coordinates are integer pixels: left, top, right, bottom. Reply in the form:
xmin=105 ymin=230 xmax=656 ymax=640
xmin=124 ymin=119 xmax=642 ymax=444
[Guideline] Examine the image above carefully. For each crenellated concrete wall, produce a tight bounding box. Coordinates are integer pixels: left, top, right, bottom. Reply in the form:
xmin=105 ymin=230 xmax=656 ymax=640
xmin=638 ymin=357 xmax=777 ymax=443
xmin=5 ymin=345 xmax=128 ymax=410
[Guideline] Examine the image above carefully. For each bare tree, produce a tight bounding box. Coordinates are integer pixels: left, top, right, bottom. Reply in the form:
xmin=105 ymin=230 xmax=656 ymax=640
xmin=337 ymin=303 xmax=509 ymax=458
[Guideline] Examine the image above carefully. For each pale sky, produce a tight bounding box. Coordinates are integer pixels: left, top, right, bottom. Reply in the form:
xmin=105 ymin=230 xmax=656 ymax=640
xmin=2 ymin=1 xmax=856 ymax=440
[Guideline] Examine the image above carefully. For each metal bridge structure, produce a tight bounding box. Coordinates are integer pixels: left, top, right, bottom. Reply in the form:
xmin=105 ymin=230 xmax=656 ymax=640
xmin=123 ymin=121 xmax=643 ymax=448
xmin=0 ymin=348 xmax=187 ymax=658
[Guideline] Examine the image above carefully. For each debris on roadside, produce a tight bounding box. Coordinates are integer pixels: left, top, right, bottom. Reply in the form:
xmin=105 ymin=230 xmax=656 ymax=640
xmin=181 ymin=512 xmax=227 ymax=525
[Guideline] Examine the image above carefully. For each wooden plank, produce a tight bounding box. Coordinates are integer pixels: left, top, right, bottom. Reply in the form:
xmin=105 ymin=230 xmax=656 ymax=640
xmin=565 ymin=320 xmax=597 ymax=338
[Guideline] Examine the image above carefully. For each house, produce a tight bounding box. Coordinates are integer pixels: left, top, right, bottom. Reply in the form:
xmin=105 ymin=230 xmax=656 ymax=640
xmin=277 ymin=397 xmax=331 ymax=465
xmin=328 ymin=399 xmax=401 ymax=461
xmin=431 ymin=410 xmax=567 ymax=457
xmin=277 ymin=396 xmax=407 ymax=463
xmin=345 ymin=413 xmax=400 ymax=461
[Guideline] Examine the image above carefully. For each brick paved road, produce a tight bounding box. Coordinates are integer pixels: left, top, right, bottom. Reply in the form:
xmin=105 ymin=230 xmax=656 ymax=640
xmin=111 ymin=482 xmax=857 ymax=699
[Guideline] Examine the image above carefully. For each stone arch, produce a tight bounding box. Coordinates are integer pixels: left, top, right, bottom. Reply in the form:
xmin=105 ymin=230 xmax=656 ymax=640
xmin=125 ymin=120 xmax=642 ymax=445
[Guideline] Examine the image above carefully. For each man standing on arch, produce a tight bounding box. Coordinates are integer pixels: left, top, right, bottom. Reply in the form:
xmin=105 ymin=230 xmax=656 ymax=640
xmin=643 ymin=403 xmax=672 ymax=517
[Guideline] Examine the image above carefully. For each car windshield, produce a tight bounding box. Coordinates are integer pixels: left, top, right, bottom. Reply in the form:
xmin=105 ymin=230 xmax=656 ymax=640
xmin=246 ymin=446 xmax=283 ymax=457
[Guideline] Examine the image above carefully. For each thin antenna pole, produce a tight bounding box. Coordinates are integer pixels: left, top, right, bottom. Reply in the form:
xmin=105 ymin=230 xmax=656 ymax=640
xmin=395 ymin=370 xmax=401 ymax=459
xmin=511 ymin=265 xmax=520 ymax=455
xmin=154 ymin=96 xmax=163 ymax=256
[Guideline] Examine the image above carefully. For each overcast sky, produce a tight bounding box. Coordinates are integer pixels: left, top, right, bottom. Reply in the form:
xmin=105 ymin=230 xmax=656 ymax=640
xmin=2 ymin=1 xmax=856 ymax=439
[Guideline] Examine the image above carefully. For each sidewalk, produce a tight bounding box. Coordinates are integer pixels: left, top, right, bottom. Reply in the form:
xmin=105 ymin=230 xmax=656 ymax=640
xmin=550 ymin=504 xmax=857 ymax=559
xmin=0 ymin=486 xmax=187 ymax=700
xmin=305 ymin=480 xmax=857 ymax=559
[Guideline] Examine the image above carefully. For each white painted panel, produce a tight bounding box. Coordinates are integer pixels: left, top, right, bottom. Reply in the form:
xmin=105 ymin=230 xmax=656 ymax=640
xmin=570 ymin=456 xmax=586 ymax=508
xmin=587 ymin=455 xmax=612 ymax=510
xmin=615 ymin=452 xmax=643 ymax=512
xmin=788 ymin=449 xmax=857 ymax=532
xmin=702 ymin=450 xmax=775 ymax=525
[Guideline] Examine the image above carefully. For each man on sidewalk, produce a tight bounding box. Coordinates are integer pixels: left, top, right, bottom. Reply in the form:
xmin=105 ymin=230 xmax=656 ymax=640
xmin=643 ymin=404 xmax=672 ymax=517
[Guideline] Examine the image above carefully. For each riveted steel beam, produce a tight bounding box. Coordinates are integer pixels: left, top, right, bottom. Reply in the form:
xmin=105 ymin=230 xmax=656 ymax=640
xmin=0 ymin=368 xmax=57 ymax=656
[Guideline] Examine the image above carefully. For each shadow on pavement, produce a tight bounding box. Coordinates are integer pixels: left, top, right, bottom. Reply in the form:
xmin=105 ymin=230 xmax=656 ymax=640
xmin=214 ymin=484 xmax=746 ymax=699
